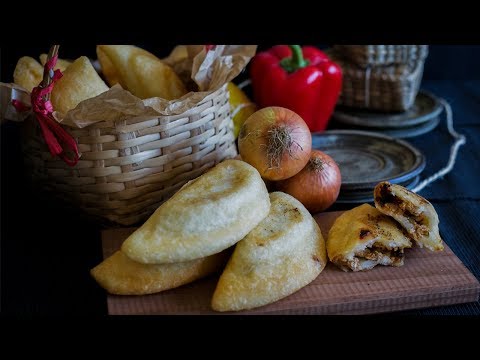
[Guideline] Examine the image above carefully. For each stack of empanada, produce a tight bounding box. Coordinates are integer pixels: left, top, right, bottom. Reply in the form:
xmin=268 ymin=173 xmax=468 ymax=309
xmin=91 ymin=160 xmax=328 ymax=311
xmin=92 ymin=159 xmax=271 ymax=295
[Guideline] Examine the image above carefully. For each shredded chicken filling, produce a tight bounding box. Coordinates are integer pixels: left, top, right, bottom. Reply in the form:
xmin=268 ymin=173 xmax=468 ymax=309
xmin=357 ymin=246 xmax=403 ymax=261
xmin=336 ymin=246 xmax=405 ymax=271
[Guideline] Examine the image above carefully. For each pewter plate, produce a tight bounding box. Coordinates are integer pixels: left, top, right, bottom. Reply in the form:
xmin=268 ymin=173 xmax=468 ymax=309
xmin=312 ymin=130 xmax=425 ymax=191
xmin=332 ymin=91 xmax=443 ymax=128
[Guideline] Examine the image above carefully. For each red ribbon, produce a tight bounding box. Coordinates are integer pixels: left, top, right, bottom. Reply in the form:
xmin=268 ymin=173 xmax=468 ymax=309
xmin=11 ymin=99 xmax=30 ymax=112
xmin=12 ymin=54 xmax=80 ymax=166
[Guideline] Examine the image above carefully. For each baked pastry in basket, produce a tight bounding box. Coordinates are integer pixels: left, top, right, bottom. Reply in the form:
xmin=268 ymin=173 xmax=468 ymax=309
xmin=211 ymin=192 xmax=327 ymax=312
xmin=374 ymin=182 xmax=444 ymax=251
xmin=327 ymin=203 xmax=412 ymax=272
xmin=13 ymin=56 xmax=44 ymax=93
xmin=96 ymin=45 xmax=187 ymax=100
xmin=51 ymin=56 xmax=109 ymax=115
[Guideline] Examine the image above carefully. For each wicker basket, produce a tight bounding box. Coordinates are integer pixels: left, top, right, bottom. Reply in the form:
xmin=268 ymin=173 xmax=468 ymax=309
xmin=21 ymin=83 xmax=238 ymax=226
xmin=328 ymin=49 xmax=426 ymax=112
xmin=333 ymin=45 xmax=428 ymax=68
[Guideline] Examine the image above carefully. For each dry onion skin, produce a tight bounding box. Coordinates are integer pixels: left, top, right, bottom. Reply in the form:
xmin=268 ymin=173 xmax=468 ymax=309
xmin=276 ymin=150 xmax=342 ymax=213
xmin=238 ymin=106 xmax=312 ymax=181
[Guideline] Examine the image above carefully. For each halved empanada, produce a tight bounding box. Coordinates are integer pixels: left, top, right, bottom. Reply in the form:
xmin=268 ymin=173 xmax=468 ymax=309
xmin=211 ymin=192 xmax=327 ymax=312
xmin=122 ymin=160 xmax=270 ymax=264
xmin=374 ymin=181 xmax=444 ymax=251
xmin=91 ymin=250 xmax=229 ymax=295
xmin=327 ymin=203 xmax=412 ymax=272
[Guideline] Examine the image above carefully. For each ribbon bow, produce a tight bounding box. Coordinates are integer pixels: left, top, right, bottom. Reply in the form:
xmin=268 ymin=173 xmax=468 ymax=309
xmin=12 ymin=54 xmax=80 ymax=166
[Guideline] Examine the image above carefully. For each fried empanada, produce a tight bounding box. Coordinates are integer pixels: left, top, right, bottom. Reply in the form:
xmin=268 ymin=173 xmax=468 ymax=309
xmin=13 ymin=56 xmax=44 ymax=93
xmin=39 ymin=54 xmax=72 ymax=72
xmin=121 ymin=160 xmax=270 ymax=264
xmin=96 ymin=45 xmax=127 ymax=86
xmin=51 ymin=56 xmax=109 ymax=115
xmin=96 ymin=45 xmax=187 ymax=99
xmin=132 ymin=54 xmax=188 ymax=100
xmin=211 ymin=192 xmax=327 ymax=312
xmin=327 ymin=203 xmax=412 ymax=272
xmin=374 ymin=182 xmax=444 ymax=251
xmin=91 ymin=250 xmax=229 ymax=295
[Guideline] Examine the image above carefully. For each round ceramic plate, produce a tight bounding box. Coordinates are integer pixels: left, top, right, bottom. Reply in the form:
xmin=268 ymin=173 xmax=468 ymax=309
xmin=332 ymin=91 xmax=443 ymax=128
xmin=312 ymin=130 xmax=426 ymax=191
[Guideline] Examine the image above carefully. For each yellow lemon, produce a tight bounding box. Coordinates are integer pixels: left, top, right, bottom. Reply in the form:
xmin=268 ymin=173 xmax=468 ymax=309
xmin=228 ymin=82 xmax=257 ymax=139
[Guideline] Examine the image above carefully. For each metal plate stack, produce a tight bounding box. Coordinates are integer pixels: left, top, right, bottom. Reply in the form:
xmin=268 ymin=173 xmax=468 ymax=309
xmin=312 ymin=130 xmax=426 ymax=203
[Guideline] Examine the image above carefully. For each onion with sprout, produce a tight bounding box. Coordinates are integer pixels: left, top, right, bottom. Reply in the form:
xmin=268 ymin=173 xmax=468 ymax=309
xmin=238 ymin=106 xmax=312 ymax=181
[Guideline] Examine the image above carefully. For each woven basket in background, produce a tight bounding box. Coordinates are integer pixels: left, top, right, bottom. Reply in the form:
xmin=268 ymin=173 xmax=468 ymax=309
xmin=333 ymin=45 xmax=429 ymax=68
xmin=21 ymin=84 xmax=237 ymax=226
xmin=328 ymin=47 xmax=427 ymax=112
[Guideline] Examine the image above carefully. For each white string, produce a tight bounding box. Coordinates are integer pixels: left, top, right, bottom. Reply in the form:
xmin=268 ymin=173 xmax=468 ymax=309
xmin=411 ymin=98 xmax=466 ymax=193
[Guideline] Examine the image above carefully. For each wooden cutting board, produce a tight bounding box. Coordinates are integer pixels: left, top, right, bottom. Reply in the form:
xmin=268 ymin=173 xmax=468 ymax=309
xmin=100 ymin=211 xmax=480 ymax=315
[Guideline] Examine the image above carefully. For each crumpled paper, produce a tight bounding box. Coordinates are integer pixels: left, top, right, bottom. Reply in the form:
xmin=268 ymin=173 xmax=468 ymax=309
xmin=0 ymin=45 xmax=257 ymax=128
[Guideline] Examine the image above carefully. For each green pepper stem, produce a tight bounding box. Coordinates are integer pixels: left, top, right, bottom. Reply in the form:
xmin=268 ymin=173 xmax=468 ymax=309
xmin=280 ymin=45 xmax=310 ymax=73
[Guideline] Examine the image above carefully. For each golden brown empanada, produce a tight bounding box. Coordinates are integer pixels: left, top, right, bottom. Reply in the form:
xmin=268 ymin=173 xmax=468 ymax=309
xmin=96 ymin=45 xmax=187 ymax=99
xmin=211 ymin=192 xmax=327 ymax=312
xmin=91 ymin=250 xmax=229 ymax=295
xmin=13 ymin=56 xmax=43 ymax=93
xmin=51 ymin=56 xmax=109 ymax=115
xmin=122 ymin=160 xmax=270 ymax=264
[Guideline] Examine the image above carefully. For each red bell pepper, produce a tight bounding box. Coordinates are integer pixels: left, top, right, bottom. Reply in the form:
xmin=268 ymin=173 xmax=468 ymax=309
xmin=250 ymin=45 xmax=342 ymax=132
